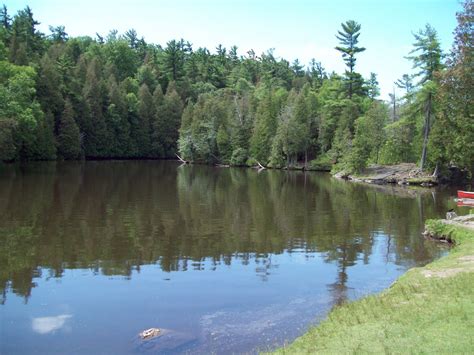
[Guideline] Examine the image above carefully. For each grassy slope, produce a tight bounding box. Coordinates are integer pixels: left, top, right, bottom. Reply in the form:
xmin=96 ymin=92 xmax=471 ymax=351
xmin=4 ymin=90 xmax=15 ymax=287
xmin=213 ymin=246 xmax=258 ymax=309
xmin=273 ymin=220 xmax=474 ymax=354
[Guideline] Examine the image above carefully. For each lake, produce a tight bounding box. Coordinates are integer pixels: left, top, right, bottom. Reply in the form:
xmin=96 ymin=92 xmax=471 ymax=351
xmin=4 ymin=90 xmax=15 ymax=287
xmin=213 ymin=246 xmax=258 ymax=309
xmin=0 ymin=161 xmax=458 ymax=354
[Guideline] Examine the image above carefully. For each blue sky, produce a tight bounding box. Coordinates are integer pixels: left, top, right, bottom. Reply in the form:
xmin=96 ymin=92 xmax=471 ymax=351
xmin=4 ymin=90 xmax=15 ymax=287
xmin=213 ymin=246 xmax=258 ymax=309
xmin=4 ymin=0 xmax=462 ymax=99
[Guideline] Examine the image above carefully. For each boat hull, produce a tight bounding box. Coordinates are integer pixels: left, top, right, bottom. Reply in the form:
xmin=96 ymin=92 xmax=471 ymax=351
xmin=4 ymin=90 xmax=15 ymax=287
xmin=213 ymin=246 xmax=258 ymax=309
xmin=458 ymin=190 xmax=474 ymax=199
xmin=457 ymin=199 xmax=474 ymax=207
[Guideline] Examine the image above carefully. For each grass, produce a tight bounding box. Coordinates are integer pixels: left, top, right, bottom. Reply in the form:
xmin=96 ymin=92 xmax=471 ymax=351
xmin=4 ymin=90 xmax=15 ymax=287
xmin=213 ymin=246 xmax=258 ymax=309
xmin=271 ymin=220 xmax=474 ymax=354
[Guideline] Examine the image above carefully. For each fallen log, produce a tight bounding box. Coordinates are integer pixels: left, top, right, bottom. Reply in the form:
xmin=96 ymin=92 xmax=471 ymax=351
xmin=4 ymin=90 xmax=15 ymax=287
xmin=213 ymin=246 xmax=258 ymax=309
xmin=256 ymin=161 xmax=266 ymax=170
xmin=175 ymin=153 xmax=189 ymax=164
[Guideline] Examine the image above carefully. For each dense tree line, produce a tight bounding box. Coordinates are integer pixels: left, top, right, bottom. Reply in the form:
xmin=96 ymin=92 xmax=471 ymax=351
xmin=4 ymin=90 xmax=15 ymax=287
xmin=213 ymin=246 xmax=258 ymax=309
xmin=0 ymin=2 xmax=472 ymax=176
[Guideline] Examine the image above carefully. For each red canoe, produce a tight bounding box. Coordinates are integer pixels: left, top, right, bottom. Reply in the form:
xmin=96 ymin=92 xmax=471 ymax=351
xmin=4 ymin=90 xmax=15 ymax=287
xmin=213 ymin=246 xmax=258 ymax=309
xmin=458 ymin=199 xmax=474 ymax=207
xmin=458 ymin=190 xmax=474 ymax=199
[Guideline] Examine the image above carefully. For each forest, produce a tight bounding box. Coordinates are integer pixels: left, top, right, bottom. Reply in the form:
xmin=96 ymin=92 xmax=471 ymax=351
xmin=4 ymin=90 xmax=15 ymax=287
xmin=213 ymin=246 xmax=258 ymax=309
xmin=0 ymin=1 xmax=472 ymax=176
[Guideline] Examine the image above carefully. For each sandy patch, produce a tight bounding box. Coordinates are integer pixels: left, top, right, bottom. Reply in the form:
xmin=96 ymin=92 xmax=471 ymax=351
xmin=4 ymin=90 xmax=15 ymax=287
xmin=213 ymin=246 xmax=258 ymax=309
xmin=421 ymin=268 xmax=467 ymax=278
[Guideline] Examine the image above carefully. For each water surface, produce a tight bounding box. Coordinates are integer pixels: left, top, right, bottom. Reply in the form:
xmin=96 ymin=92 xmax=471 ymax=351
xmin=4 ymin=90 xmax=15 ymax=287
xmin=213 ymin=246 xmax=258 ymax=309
xmin=0 ymin=161 xmax=458 ymax=354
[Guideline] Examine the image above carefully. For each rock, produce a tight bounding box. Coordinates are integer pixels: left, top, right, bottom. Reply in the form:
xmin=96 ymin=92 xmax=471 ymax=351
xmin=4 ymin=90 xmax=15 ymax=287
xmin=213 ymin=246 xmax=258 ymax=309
xmin=334 ymin=171 xmax=349 ymax=179
xmin=446 ymin=211 xmax=458 ymax=220
xmin=140 ymin=328 xmax=161 ymax=339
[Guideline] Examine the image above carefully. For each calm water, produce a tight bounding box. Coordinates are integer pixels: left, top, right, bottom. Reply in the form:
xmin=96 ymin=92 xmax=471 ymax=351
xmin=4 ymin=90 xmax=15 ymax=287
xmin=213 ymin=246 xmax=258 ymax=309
xmin=0 ymin=161 xmax=460 ymax=354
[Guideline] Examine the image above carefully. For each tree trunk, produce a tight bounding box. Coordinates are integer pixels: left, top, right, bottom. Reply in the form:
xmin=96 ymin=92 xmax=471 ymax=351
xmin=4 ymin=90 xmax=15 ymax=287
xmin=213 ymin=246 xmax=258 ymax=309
xmin=392 ymin=90 xmax=396 ymax=122
xmin=420 ymin=93 xmax=432 ymax=171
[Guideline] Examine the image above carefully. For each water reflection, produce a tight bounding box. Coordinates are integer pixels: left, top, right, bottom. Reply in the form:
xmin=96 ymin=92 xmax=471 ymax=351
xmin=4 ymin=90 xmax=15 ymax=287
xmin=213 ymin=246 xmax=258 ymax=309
xmin=32 ymin=314 xmax=72 ymax=334
xmin=0 ymin=161 xmax=452 ymax=308
xmin=1 ymin=161 xmax=459 ymax=353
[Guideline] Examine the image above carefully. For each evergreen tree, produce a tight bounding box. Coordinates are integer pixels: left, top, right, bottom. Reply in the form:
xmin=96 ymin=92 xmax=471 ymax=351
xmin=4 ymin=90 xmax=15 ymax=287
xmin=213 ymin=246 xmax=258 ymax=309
xmin=137 ymin=83 xmax=154 ymax=157
xmin=33 ymin=109 xmax=56 ymax=160
xmin=366 ymin=72 xmax=380 ymax=99
xmin=0 ymin=5 xmax=12 ymax=49
xmin=37 ymin=53 xmax=64 ymax=132
xmin=430 ymin=0 xmax=473 ymax=176
xmin=407 ymin=24 xmax=443 ymax=170
xmin=82 ymin=58 xmax=108 ymax=157
xmin=150 ymin=84 xmax=165 ymax=156
xmin=395 ymin=74 xmax=414 ymax=97
xmin=160 ymin=82 xmax=183 ymax=157
xmin=8 ymin=6 xmax=43 ymax=65
xmin=1 ymin=4 xmax=470 ymax=178
xmin=57 ymin=99 xmax=81 ymax=159
xmin=105 ymin=75 xmax=130 ymax=156
xmin=0 ymin=119 xmax=16 ymax=161
xmin=349 ymin=101 xmax=388 ymax=171
xmin=48 ymin=25 xmax=68 ymax=43
xmin=0 ymin=5 xmax=11 ymax=31
xmin=163 ymin=39 xmax=186 ymax=83
xmin=335 ymin=20 xmax=366 ymax=98
xmin=250 ymin=88 xmax=282 ymax=164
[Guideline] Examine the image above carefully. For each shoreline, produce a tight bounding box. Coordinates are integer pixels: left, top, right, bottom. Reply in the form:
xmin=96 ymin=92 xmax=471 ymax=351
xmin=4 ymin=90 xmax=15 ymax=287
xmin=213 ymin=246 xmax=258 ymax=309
xmin=270 ymin=216 xmax=474 ymax=354
xmin=333 ymin=163 xmax=439 ymax=187
xmin=5 ymin=160 xmax=471 ymax=190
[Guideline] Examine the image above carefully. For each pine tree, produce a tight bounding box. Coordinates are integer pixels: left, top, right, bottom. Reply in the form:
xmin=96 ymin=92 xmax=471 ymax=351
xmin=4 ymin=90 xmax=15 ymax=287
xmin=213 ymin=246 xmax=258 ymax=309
xmin=335 ymin=20 xmax=366 ymax=98
xmin=366 ymin=73 xmax=380 ymax=99
xmin=407 ymin=24 xmax=443 ymax=170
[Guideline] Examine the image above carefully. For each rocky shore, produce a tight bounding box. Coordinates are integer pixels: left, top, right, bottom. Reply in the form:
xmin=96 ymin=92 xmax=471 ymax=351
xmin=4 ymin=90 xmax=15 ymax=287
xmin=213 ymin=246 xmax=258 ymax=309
xmin=334 ymin=163 xmax=438 ymax=186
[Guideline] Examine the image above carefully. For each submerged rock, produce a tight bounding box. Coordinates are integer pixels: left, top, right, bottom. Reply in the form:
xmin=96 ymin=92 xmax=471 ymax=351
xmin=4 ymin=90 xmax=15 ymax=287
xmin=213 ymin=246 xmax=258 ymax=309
xmin=140 ymin=328 xmax=161 ymax=339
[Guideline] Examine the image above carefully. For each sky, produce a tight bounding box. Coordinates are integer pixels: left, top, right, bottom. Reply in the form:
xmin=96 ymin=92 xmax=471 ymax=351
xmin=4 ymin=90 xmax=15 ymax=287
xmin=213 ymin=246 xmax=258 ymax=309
xmin=4 ymin=0 xmax=463 ymax=99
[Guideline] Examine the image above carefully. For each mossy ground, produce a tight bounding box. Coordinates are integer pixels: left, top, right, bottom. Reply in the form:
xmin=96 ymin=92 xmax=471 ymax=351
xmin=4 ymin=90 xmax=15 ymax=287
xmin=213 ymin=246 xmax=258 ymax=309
xmin=271 ymin=220 xmax=474 ymax=354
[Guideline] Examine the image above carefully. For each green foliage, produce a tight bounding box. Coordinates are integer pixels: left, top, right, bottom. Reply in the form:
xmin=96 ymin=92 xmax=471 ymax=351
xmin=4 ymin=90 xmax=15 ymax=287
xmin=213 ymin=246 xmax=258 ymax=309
xmin=380 ymin=117 xmax=416 ymax=164
xmin=137 ymin=83 xmax=153 ymax=157
xmin=0 ymin=61 xmax=48 ymax=160
xmin=0 ymin=119 xmax=17 ymax=161
xmin=57 ymin=99 xmax=81 ymax=159
xmin=160 ymin=83 xmax=184 ymax=157
xmin=407 ymin=24 xmax=444 ymax=85
xmin=308 ymin=154 xmax=333 ymax=171
xmin=82 ymin=58 xmax=108 ymax=157
xmin=0 ymin=4 xmax=470 ymax=178
xmin=429 ymin=0 xmax=474 ymax=176
xmin=406 ymin=24 xmax=444 ymax=170
xmin=366 ymin=72 xmax=380 ymax=99
xmin=8 ymin=6 xmax=44 ymax=65
xmin=347 ymin=101 xmax=388 ymax=172
xmin=230 ymin=147 xmax=248 ymax=166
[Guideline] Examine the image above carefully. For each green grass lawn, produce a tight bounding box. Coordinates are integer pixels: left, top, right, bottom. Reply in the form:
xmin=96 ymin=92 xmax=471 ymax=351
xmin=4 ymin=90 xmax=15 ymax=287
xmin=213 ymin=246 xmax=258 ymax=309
xmin=272 ymin=219 xmax=474 ymax=354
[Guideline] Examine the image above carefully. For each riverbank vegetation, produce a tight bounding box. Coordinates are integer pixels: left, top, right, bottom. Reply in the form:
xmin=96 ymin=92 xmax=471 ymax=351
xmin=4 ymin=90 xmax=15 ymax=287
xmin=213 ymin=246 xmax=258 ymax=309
xmin=272 ymin=218 xmax=474 ymax=354
xmin=0 ymin=2 xmax=472 ymax=178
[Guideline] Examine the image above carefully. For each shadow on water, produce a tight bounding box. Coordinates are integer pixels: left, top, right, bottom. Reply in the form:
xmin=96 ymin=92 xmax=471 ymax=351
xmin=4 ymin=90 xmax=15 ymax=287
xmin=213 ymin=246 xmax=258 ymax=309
xmin=0 ymin=161 xmax=458 ymax=353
